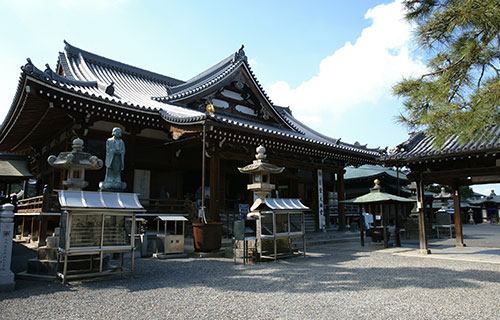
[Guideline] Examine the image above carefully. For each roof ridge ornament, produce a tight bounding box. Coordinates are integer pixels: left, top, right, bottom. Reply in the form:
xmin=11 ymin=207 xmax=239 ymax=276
xmin=105 ymin=81 xmax=115 ymax=96
xmin=233 ymin=44 xmax=247 ymax=63
xmin=21 ymin=58 xmax=34 ymax=74
xmin=44 ymin=63 xmax=54 ymax=80
xmin=371 ymin=179 xmax=381 ymax=191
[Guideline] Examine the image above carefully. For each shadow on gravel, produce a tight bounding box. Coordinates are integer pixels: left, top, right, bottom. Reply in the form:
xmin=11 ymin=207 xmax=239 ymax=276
xmin=3 ymin=245 xmax=500 ymax=301
xmin=9 ymin=245 xmax=497 ymax=297
xmin=3 ymin=227 xmax=500 ymax=301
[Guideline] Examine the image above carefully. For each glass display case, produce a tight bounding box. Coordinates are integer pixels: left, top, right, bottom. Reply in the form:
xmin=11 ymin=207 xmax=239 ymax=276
xmin=252 ymin=198 xmax=309 ymax=261
xmin=57 ymin=191 xmax=144 ymax=283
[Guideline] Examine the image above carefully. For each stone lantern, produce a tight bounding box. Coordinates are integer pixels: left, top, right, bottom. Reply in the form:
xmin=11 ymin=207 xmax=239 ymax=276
xmin=238 ymin=145 xmax=308 ymax=260
xmin=238 ymin=145 xmax=284 ymax=201
xmin=47 ymin=138 xmax=103 ymax=191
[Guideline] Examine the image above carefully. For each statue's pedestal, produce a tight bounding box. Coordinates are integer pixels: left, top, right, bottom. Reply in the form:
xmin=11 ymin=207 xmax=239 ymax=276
xmin=99 ymin=180 xmax=127 ymax=192
xmin=0 ymin=204 xmax=15 ymax=292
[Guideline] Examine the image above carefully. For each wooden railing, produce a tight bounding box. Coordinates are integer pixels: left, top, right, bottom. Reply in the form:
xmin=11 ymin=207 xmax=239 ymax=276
xmin=16 ymin=194 xmax=60 ymax=213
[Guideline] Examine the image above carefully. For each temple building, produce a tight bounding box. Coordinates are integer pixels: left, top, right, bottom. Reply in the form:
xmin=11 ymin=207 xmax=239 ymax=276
xmin=0 ymin=41 xmax=382 ymax=241
xmin=382 ymin=127 xmax=500 ymax=252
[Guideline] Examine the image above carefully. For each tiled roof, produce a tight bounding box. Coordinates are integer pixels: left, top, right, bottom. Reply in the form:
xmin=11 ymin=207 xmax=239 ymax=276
xmin=344 ymin=164 xmax=409 ymax=181
xmin=211 ymin=113 xmax=382 ymax=157
xmin=469 ymin=190 xmax=500 ymax=205
xmin=20 ymin=42 xmax=205 ymax=121
xmin=382 ymin=125 xmax=500 ymax=162
xmin=152 ymin=46 xmax=275 ymax=107
xmin=11 ymin=41 xmax=382 ymax=158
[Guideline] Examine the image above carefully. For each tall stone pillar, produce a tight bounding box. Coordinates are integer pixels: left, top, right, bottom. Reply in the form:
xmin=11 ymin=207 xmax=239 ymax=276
xmin=0 ymin=203 xmax=15 ymax=291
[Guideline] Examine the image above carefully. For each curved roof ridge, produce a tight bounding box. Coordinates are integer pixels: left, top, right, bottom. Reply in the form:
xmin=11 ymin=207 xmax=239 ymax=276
xmin=154 ymin=46 xmax=246 ymax=100
xmin=22 ymin=58 xmax=98 ymax=88
xmin=171 ymin=53 xmax=236 ymax=92
xmin=63 ymin=40 xmax=184 ymax=86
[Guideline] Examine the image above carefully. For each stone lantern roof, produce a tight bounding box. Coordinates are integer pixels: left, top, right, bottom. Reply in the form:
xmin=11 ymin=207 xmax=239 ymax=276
xmin=47 ymin=138 xmax=103 ymax=190
xmin=238 ymin=145 xmax=284 ymax=175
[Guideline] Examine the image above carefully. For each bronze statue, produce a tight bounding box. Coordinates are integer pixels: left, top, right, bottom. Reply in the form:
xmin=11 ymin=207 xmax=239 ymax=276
xmin=100 ymin=127 xmax=127 ymax=191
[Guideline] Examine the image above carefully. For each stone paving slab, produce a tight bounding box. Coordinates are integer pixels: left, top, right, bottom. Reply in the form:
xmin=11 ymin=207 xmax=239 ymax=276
xmin=387 ymin=246 xmax=500 ymax=265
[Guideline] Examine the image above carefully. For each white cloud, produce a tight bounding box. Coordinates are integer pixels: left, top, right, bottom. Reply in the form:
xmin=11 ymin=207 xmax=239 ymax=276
xmin=267 ymin=0 xmax=426 ymax=125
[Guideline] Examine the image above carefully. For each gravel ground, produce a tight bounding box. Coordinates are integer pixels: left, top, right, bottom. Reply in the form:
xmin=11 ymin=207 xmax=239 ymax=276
xmin=2 ymin=224 xmax=499 ymax=320
xmin=2 ymin=235 xmax=500 ymax=320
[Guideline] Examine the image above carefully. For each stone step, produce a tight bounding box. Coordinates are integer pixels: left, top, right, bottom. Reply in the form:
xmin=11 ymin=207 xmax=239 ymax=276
xmin=16 ymin=271 xmax=57 ymax=281
xmin=27 ymin=259 xmax=58 ymax=275
xmin=37 ymin=247 xmax=58 ymax=261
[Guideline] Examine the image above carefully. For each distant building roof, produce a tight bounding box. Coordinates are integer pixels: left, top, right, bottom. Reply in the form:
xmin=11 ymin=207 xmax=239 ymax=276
xmin=341 ymin=182 xmax=415 ymax=204
xmin=344 ymin=164 xmax=409 ymax=181
xmin=382 ymin=126 xmax=500 ymax=164
xmin=469 ymin=190 xmax=500 ymax=205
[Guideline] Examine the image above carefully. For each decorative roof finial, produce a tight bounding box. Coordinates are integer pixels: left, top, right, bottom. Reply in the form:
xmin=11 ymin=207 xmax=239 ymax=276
xmin=206 ymin=101 xmax=215 ymax=115
xmin=255 ymin=145 xmax=266 ymax=160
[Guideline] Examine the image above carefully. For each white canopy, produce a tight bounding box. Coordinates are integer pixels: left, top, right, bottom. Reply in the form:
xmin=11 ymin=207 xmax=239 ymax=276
xmin=251 ymin=198 xmax=309 ymax=212
xmin=58 ymin=190 xmax=145 ymax=212
xmin=156 ymin=215 xmax=188 ymax=221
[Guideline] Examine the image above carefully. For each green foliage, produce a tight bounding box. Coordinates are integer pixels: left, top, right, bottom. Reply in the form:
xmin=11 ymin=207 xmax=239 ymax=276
xmin=394 ymin=0 xmax=500 ymax=146
xmin=459 ymin=185 xmax=474 ymax=200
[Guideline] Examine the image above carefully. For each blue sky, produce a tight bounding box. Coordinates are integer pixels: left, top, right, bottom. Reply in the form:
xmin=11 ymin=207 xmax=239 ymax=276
xmin=0 ymin=0 xmax=497 ymax=196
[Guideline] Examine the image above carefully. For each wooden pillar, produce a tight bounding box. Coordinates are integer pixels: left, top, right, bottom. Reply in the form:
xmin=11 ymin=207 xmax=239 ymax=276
xmin=381 ymin=204 xmax=388 ymax=248
xmin=125 ymin=129 xmax=137 ymax=193
xmin=209 ymin=153 xmax=220 ymax=222
xmin=30 ymin=216 xmax=35 ymax=242
xmin=337 ymin=169 xmax=346 ymax=231
xmin=39 ymin=218 xmax=48 ymax=246
xmin=452 ymin=187 xmax=466 ymax=247
xmin=416 ymin=178 xmax=431 ymax=254
xmin=395 ymin=203 xmax=401 ymax=247
xmin=21 ymin=217 xmax=25 ymax=238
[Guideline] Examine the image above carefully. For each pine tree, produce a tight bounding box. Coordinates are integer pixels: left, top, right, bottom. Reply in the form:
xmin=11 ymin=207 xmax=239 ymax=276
xmin=394 ymin=0 xmax=500 ymax=146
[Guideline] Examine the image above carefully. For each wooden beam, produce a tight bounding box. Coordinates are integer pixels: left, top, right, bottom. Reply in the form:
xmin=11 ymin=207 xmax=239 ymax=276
xmin=420 ymin=166 xmax=500 ymax=183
